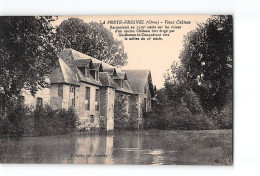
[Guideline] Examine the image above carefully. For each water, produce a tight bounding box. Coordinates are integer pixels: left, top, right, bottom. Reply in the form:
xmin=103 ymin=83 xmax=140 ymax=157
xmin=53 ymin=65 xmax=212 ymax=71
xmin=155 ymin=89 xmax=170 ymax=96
xmin=0 ymin=130 xmax=232 ymax=165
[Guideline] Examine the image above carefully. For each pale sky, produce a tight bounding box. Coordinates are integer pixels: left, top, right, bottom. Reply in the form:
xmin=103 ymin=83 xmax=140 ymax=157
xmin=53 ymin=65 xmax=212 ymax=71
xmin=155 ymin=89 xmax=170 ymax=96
xmin=53 ymin=15 xmax=210 ymax=88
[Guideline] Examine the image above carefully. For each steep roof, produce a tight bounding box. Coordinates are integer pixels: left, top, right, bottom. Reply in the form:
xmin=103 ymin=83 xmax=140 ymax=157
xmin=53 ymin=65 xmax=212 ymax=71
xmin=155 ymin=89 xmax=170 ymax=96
xmin=114 ymin=80 xmax=133 ymax=94
xmin=99 ymin=72 xmax=116 ymax=88
xmin=57 ymin=48 xmax=102 ymax=86
xmin=73 ymin=59 xmax=93 ymax=69
xmin=116 ymin=72 xmax=127 ymax=80
xmin=50 ymin=58 xmax=79 ymax=85
xmin=122 ymin=69 xmax=151 ymax=94
xmin=92 ymin=63 xmax=103 ymax=71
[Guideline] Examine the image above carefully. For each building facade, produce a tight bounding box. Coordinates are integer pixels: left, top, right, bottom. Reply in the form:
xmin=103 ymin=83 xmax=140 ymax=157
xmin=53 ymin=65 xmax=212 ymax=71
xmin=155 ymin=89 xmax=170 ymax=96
xmin=18 ymin=48 xmax=154 ymax=131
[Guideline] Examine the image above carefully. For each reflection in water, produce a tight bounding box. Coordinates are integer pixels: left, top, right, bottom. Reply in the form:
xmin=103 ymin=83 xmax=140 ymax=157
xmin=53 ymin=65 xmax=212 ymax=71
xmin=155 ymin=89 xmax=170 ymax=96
xmin=0 ymin=130 xmax=232 ymax=165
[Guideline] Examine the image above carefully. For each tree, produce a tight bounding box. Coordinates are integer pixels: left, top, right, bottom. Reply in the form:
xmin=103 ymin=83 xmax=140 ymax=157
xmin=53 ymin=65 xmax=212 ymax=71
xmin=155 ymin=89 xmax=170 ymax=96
xmin=56 ymin=18 xmax=128 ymax=66
xmin=0 ymin=16 xmax=59 ymax=109
xmin=179 ymin=15 xmax=233 ymax=112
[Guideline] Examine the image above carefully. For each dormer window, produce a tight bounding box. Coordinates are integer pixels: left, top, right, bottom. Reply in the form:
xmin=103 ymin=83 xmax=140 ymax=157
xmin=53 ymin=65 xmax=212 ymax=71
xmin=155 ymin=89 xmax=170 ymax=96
xmin=91 ymin=70 xmax=99 ymax=81
xmin=78 ymin=67 xmax=89 ymax=78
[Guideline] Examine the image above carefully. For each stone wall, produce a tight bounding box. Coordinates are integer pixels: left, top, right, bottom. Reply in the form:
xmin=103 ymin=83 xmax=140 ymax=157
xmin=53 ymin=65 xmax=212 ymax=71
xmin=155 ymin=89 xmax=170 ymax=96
xmin=100 ymin=87 xmax=115 ymax=131
xmin=21 ymin=87 xmax=50 ymax=108
xmin=50 ymin=84 xmax=80 ymax=115
xmin=77 ymin=83 xmax=100 ymax=130
xmin=106 ymin=87 xmax=115 ymax=131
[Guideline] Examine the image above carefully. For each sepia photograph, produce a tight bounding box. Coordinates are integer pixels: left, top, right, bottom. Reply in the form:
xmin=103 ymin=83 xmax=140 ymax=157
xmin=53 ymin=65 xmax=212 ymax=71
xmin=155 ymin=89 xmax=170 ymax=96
xmin=0 ymin=15 xmax=233 ymax=165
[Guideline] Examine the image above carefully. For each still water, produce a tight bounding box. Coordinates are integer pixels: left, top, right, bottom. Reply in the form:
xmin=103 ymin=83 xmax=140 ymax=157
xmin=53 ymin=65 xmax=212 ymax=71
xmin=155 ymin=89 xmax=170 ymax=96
xmin=0 ymin=130 xmax=232 ymax=165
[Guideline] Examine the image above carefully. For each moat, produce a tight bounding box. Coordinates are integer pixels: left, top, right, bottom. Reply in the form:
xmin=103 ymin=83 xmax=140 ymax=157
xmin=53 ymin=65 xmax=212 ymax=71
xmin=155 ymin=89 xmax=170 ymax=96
xmin=0 ymin=130 xmax=232 ymax=165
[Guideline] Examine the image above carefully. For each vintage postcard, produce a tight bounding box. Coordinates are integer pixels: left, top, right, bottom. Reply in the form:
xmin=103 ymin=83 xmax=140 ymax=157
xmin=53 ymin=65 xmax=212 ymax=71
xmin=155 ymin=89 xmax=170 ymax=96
xmin=0 ymin=15 xmax=233 ymax=165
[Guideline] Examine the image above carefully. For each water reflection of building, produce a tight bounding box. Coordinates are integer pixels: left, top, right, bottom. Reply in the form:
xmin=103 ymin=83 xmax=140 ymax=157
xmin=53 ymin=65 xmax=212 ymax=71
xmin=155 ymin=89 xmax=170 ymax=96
xmin=69 ymin=134 xmax=114 ymax=164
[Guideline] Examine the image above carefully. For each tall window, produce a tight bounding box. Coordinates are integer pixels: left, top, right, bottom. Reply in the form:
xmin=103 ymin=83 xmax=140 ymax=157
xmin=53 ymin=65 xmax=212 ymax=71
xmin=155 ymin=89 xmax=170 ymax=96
xmin=144 ymin=84 xmax=147 ymax=94
xmin=90 ymin=115 xmax=94 ymax=123
xmin=71 ymin=98 xmax=75 ymax=106
xmin=90 ymin=70 xmax=95 ymax=79
xmin=90 ymin=70 xmax=99 ymax=81
xmin=70 ymin=85 xmax=75 ymax=93
xmin=95 ymin=89 xmax=99 ymax=111
xmin=58 ymin=84 xmax=63 ymax=98
xmin=85 ymin=68 xmax=89 ymax=78
xmin=85 ymin=87 xmax=90 ymax=110
xmin=36 ymin=97 xmax=43 ymax=108
xmin=144 ymin=98 xmax=147 ymax=112
xmin=95 ymin=71 xmax=99 ymax=81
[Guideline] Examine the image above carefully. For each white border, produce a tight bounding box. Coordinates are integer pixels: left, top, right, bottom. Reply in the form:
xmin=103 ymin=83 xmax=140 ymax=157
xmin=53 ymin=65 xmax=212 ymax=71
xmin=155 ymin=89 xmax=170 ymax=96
xmin=1 ymin=0 xmax=260 ymax=176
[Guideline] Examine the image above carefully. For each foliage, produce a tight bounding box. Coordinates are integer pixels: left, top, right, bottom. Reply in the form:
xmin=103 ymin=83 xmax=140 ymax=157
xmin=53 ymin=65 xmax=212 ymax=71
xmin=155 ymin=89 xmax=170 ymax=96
xmin=114 ymin=95 xmax=129 ymax=129
xmin=145 ymin=15 xmax=233 ymax=130
xmin=0 ymin=16 xmax=60 ymax=109
xmin=179 ymin=15 xmax=233 ymax=112
xmin=114 ymin=94 xmax=138 ymax=130
xmin=0 ymin=104 xmax=78 ymax=137
xmin=56 ymin=18 xmax=128 ymax=66
xmin=144 ymin=92 xmax=214 ymax=130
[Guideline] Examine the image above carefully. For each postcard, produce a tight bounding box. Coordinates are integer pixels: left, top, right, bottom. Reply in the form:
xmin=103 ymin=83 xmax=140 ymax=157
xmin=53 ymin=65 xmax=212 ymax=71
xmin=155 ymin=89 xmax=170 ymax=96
xmin=0 ymin=15 xmax=233 ymax=165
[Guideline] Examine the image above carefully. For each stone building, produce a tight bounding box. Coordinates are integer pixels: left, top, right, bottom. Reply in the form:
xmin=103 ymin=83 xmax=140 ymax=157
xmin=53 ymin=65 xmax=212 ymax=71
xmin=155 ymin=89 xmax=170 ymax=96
xmin=16 ymin=48 xmax=154 ymax=131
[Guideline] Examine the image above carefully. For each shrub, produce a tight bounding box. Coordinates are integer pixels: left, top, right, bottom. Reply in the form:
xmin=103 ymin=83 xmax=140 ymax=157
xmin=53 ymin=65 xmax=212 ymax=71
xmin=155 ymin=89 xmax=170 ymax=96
xmin=144 ymin=99 xmax=215 ymax=130
xmin=0 ymin=104 xmax=78 ymax=137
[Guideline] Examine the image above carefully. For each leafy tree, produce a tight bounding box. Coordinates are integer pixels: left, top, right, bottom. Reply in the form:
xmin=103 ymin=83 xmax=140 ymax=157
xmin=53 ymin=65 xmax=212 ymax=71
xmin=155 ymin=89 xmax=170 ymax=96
xmin=56 ymin=18 xmax=128 ymax=66
xmin=179 ymin=15 xmax=233 ymax=112
xmin=0 ymin=16 xmax=60 ymax=109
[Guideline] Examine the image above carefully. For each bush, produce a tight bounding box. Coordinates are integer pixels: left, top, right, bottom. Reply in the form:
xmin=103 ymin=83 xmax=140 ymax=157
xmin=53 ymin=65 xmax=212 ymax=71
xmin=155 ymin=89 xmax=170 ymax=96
xmin=0 ymin=104 xmax=78 ymax=137
xmin=211 ymin=101 xmax=232 ymax=129
xmin=144 ymin=99 xmax=215 ymax=130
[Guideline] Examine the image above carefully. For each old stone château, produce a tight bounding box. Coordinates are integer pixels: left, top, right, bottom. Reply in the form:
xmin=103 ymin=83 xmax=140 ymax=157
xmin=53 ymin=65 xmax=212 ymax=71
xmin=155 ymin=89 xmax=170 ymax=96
xmin=18 ymin=48 xmax=154 ymax=131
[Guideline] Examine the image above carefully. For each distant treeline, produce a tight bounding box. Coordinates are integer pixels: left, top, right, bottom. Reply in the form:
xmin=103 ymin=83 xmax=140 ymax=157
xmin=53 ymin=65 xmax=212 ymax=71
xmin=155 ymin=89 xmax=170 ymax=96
xmin=144 ymin=15 xmax=233 ymax=130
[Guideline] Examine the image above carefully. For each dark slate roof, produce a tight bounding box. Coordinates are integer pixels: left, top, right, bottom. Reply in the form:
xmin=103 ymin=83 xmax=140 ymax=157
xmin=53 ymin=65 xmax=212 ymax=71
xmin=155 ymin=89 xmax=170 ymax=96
xmin=114 ymin=80 xmax=133 ymax=94
xmin=50 ymin=58 xmax=79 ymax=86
xmin=122 ymin=69 xmax=151 ymax=94
xmin=57 ymin=49 xmax=102 ymax=86
xmin=73 ymin=59 xmax=93 ymax=69
xmin=92 ymin=63 xmax=103 ymax=71
xmin=116 ymin=71 xmax=127 ymax=80
xmin=57 ymin=48 xmax=135 ymax=93
xmin=99 ymin=72 xmax=116 ymax=88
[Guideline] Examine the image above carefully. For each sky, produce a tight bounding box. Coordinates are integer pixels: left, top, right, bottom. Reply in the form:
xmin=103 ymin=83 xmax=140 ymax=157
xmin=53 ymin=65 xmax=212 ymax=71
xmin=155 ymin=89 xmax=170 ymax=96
xmin=53 ymin=15 xmax=210 ymax=88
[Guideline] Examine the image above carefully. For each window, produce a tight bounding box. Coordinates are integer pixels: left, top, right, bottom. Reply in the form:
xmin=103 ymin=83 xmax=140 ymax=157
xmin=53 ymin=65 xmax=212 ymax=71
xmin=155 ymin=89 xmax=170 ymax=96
xmin=90 ymin=115 xmax=94 ymax=123
xmin=144 ymin=98 xmax=147 ymax=112
xmin=18 ymin=96 xmax=25 ymax=105
xmin=78 ymin=67 xmax=89 ymax=78
xmin=58 ymin=84 xmax=63 ymax=98
xmin=90 ymin=70 xmax=99 ymax=81
xmin=85 ymin=87 xmax=90 ymax=110
xmin=95 ymin=89 xmax=99 ymax=111
xmin=90 ymin=70 xmax=95 ymax=79
xmin=70 ymin=85 xmax=75 ymax=93
xmin=71 ymin=98 xmax=75 ymax=106
xmin=78 ymin=67 xmax=85 ymax=76
xmin=144 ymin=84 xmax=147 ymax=94
xmin=86 ymin=68 xmax=89 ymax=78
xmin=95 ymin=71 xmax=99 ymax=81
xmin=36 ymin=97 xmax=43 ymax=108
